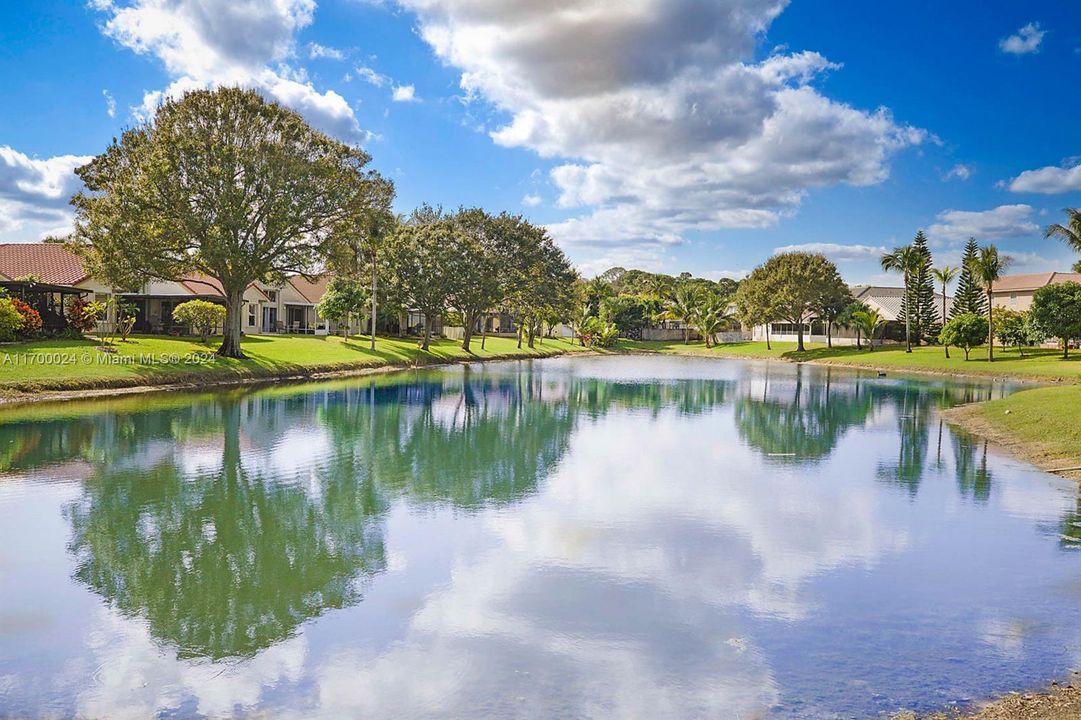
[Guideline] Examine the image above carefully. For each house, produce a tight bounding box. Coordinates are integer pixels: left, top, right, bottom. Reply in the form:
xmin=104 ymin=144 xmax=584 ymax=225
xmin=750 ymin=285 xmax=953 ymax=346
xmin=0 ymin=243 xmax=100 ymax=330
xmin=990 ymin=272 xmax=1081 ymax=311
xmin=0 ymin=243 xmax=335 ymax=336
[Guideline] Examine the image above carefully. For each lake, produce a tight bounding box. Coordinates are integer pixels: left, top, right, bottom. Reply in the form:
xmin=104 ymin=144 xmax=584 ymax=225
xmin=2 ymin=355 xmax=1080 ymax=719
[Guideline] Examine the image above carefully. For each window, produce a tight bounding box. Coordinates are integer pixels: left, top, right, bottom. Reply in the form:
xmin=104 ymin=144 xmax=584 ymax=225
xmin=266 ymin=290 xmax=277 ymax=302
xmin=770 ymin=322 xmax=812 ymax=335
xmin=248 ymin=304 xmax=256 ymax=326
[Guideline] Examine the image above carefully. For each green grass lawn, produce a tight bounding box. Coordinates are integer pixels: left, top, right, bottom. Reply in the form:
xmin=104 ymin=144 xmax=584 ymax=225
xmin=625 ymin=339 xmax=1081 ymax=382
xmin=0 ymin=333 xmax=588 ymax=394
xmin=949 ymin=384 xmax=1081 ymax=471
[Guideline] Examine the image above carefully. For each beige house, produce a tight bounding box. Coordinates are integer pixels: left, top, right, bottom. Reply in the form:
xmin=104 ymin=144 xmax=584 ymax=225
xmin=989 ymin=272 xmax=1081 ymax=311
xmin=751 ymin=285 xmax=953 ymax=346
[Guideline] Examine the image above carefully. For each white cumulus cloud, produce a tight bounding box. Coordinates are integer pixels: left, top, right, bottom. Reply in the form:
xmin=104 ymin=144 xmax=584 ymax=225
xmin=521 ymin=194 xmax=541 ymax=207
xmin=0 ymin=146 xmax=91 ymax=240
xmin=308 ymin=42 xmax=344 ymax=60
xmin=927 ymin=204 xmax=1039 ymax=243
xmin=773 ymin=242 xmax=888 ymax=261
xmin=93 ymin=0 xmax=371 ymax=143
xmin=999 ymin=22 xmax=1046 ymax=55
xmin=391 ymin=84 xmax=418 ymax=102
xmin=1006 ymin=162 xmax=1081 ymax=194
xmin=397 ymin=0 xmax=925 ymax=263
xmin=943 ymin=163 xmax=972 ymax=181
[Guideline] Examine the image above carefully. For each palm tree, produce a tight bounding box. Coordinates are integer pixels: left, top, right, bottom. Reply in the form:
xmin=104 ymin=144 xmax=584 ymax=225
xmin=1045 ymin=208 xmax=1081 ymax=259
xmin=881 ymin=245 xmax=922 ymax=353
xmin=931 ymin=266 xmax=958 ymax=358
xmin=966 ymin=244 xmax=1011 ymax=362
xmin=691 ymin=294 xmax=733 ymax=349
xmin=850 ymin=309 xmax=885 ymax=351
xmin=662 ymin=285 xmax=700 ymax=344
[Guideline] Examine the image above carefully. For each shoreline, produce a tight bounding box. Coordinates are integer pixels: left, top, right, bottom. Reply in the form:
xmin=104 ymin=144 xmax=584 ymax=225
xmin=0 ymin=345 xmax=597 ymax=409
xmin=912 ymin=673 xmax=1081 ymax=719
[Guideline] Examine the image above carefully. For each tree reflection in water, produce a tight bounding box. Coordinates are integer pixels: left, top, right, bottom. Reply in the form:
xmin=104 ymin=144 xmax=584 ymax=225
xmin=0 ymin=361 xmax=1037 ymax=666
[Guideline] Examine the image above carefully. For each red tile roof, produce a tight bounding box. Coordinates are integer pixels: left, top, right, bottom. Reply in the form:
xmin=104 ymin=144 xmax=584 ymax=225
xmin=0 ymin=243 xmax=88 ymax=285
xmin=178 ymin=273 xmax=225 ymax=297
xmin=287 ymin=274 xmax=331 ymax=304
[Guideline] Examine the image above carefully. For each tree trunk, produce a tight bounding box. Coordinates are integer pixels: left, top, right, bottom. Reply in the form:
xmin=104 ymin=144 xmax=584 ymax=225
xmin=422 ymin=313 xmax=432 ymax=351
xmin=370 ymin=250 xmax=378 ymax=351
xmin=856 ymin=328 xmax=861 ymax=350
xmin=941 ymin=287 xmax=948 ymax=358
xmin=517 ymin=325 xmax=522 ymax=349
xmin=398 ymin=311 xmax=406 ymax=337
xmin=481 ymin=318 xmax=487 ymax=350
xmin=904 ymin=285 xmax=912 ymax=353
xmin=796 ymin=320 xmax=805 ymax=353
xmin=986 ymin=292 xmax=994 ymax=362
xmin=527 ymin=321 xmax=536 ymax=348
xmin=683 ymin=326 xmax=688 ymax=344
xmin=462 ymin=310 xmax=474 ymax=352
xmin=827 ymin=320 xmax=832 ymax=348
xmin=217 ymin=286 xmax=246 ymax=359
xmin=765 ymin=322 xmax=771 ymax=351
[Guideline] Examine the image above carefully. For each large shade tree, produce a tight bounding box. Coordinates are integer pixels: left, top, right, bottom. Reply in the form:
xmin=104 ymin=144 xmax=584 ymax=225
xmin=740 ymin=252 xmax=849 ymax=352
xmin=71 ymin=87 xmax=391 ymax=358
xmin=450 ymin=208 xmax=504 ymax=352
xmin=383 ymin=218 xmax=464 ymax=352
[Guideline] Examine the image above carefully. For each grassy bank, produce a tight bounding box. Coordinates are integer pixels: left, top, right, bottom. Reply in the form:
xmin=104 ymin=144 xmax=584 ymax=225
xmin=0 ymin=333 xmax=588 ymax=398
xmin=943 ymin=385 xmax=1081 ymax=478
xmin=625 ymin=339 xmax=1081 ymax=382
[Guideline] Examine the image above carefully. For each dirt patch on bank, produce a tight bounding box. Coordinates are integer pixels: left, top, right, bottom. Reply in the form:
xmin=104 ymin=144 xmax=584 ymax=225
xmin=943 ymin=403 xmax=1081 ymax=481
xmin=903 ymin=673 xmax=1081 ymax=719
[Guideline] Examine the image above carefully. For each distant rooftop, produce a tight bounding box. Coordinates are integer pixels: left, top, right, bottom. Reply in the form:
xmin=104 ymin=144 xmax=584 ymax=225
xmin=991 ymin=272 xmax=1081 ymax=293
xmin=850 ymin=285 xmax=952 ymax=322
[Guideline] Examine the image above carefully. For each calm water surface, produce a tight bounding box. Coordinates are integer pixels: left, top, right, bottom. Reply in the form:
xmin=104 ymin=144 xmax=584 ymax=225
xmin=2 ymin=356 xmax=1080 ymax=719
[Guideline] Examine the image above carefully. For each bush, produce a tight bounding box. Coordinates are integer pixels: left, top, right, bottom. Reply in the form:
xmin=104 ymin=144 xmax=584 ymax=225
xmin=172 ymin=300 xmax=226 ymax=343
xmin=11 ymin=298 xmax=42 ymax=336
xmin=578 ymin=316 xmax=619 ymax=348
xmin=67 ymin=297 xmax=102 ymax=334
xmin=939 ymin=312 xmax=988 ymax=360
xmin=0 ymin=299 xmax=23 ymax=341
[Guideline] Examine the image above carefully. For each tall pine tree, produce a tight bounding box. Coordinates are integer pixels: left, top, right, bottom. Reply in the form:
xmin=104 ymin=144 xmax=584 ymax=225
xmin=897 ymin=231 xmax=939 ymax=344
xmin=952 ymin=237 xmax=987 ymax=317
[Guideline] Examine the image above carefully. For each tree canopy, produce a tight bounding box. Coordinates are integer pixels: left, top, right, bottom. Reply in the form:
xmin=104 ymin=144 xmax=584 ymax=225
xmin=71 ymin=86 xmax=393 ymax=358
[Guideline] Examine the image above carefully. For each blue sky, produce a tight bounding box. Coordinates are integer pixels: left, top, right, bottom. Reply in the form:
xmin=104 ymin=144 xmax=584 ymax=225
xmin=2 ymin=0 xmax=1080 ymax=283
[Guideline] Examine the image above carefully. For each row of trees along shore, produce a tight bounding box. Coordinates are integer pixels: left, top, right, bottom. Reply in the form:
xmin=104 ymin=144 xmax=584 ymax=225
xmin=69 ymin=87 xmax=576 ymax=358
xmin=66 ymin=87 xmax=1081 ymax=361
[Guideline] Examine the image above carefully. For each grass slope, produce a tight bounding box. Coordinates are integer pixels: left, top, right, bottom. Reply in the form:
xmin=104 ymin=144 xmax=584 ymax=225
xmin=0 ymin=333 xmax=587 ymax=395
xmin=625 ymin=340 xmax=1081 ymax=382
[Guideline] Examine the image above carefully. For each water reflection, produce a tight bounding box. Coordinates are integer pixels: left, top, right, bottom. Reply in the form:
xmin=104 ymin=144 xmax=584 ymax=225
xmin=0 ymin=357 xmax=1076 ymax=720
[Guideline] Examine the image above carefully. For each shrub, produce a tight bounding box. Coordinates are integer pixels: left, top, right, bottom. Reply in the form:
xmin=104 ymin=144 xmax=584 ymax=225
xmin=939 ymin=312 xmax=988 ymax=360
xmin=172 ymin=300 xmax=226 ymax=343
xmin=0 ymin=299 xmax=23 ymax=341
xmin=578 ymin=316 xmax=619 ymax=348
xmin=67 ymin=297 xmax=102 ymax=333
xmin=11 ymin=298 xmax=42 ymax=336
